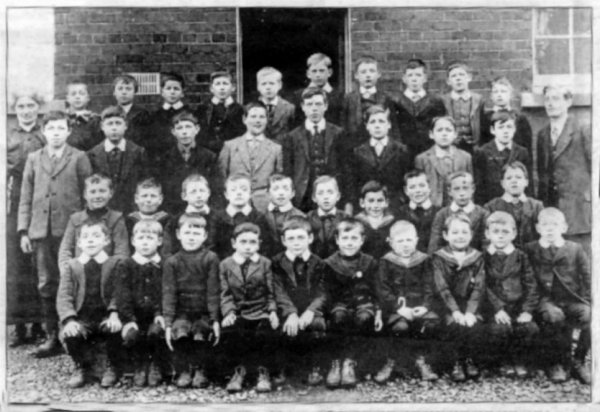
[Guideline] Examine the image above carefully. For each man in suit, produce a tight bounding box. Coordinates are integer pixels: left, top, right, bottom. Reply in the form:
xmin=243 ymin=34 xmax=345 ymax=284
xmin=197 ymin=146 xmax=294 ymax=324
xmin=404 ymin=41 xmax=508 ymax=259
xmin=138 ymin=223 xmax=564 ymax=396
xmin=536 ymin=85 xmax=591 ymax=256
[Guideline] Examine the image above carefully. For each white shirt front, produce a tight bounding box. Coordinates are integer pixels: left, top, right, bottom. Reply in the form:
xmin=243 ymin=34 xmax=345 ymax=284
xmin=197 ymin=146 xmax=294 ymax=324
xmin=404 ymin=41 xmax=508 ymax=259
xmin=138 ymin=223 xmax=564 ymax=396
xmin=450 ymin=90 xmax=472 ymax=101
xmin=539 ymin=237 xmax=566 ymax=249
xmin=226 ymin=204 xmax=252 ymax=218
xmin=186 ymin=205 xmax=210 ymax=215
xmin=232 ymin=252 xmax=260 ymax=265
xmin=162 ymin=101 xmax=184 ymax=110
xmin=78 ymin=250 xmax=109 ymax=265
xmin=501 ymin=192 xmax=528 ymax=204
xmin=132 ymin=252 xmax=161 ymax=266
xmin=268 ymin=202 xmax=293 ymax=213
xmin=211 ymin=96 xmax=235 ymax=107
xmin=487 ymin=244 xmax=515 ymax=255
xmin=404 ymin=89 xmax=426 ymax=101
xmin=450 ymin=201 xmax=475 ymax=214
xmin=305 ymin=119 xmax=326 ymax=134
xmin=104 ymin=138 xmax=126 ymax=153
xmin=285 ymin=249 xmax=311 ymax=263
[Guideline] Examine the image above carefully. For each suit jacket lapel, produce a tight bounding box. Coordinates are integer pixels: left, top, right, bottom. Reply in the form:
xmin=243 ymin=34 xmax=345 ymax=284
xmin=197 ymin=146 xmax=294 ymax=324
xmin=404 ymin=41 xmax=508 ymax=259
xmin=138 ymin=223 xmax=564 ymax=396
xmin=270 ymin=102 xmax=284 ymax=127
xmin=379 ymin=142 xmax=397 ymax=168
xmin=358 ymin=144 xmax=377 ymax=168
xmin=52 ymin=146 xmax=73 ymax=177
xmin=280 ymin=257 xmax=297 ymax=288
xmin=246 ymin=261 xmax=262 ymax=281
xmin=206 ymin=104 xmax=214 ymax=126
xmin=470 ymin=94 xmax=482 ymax=119
xmin=414 ymin=94 xmax=431 ymax=116
xmin=74 ymin=260 xmax=85 ymax=313
xmin=40 ymin=149 xmax=54 ymax=176
xmin=553 ymin=117 xmax=574 ymax=160
xmin=252 ymin=139 xmax=271 ymax=171
xmin=499 ymin=251 xmax=518 ymax=279
xmin=429 ymin=149 xmax=447 ymax=178
xmin=119 ymin=144 xmax=134 ymax=180
xmin=323 ymin=125 xmax=337 ymax=161
xmin=234 ymin=139 xmax=251 ymax=171
xmin=301 ymin=129 xmax=312 ymax=161
xmin=397 ymin=95 xmax=414 ymax=115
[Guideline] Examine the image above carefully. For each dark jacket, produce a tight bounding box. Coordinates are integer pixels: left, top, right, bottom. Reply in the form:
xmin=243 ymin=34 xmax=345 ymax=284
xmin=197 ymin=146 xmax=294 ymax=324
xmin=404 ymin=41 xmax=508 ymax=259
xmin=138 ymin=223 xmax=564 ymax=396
xmin=115 ymin=257 xmax=163 ymax=324
xmin=484 ymin=197 xmax=543 ymax=250
xmin=195 ymin=101 xmax=245 ymax=154
xmin=324 ymin=252 xmax=379 ymax=311
xmin=306 ymin=209 xmax=346 ymax=259
xmin=480 ymin=109 xmax=533 ymax=153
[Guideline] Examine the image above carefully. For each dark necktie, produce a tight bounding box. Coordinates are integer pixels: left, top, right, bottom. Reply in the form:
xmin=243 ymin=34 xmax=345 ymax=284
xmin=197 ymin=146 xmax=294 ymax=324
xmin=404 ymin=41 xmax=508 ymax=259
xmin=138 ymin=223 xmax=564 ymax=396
xmin=241 ymin=259 xmax=251 ymax=281
xmin=313 ymin=125 xmax=320 ymax=138
xmin=293 ymin=256 xmax=306 ymax=279
xmin=267 ymin=104 xmax=274 ymax=120
xmin=321 ymin=214 xmax=334 ymax=238
xmin=233 ymin=212 xmax=246 ymax=227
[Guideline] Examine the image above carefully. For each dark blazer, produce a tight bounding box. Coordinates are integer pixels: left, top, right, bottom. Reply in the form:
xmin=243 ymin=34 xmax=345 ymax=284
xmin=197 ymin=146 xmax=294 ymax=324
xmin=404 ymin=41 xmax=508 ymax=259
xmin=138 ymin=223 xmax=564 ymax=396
xmin=428 ymin=204 xmax=490 ymax=254
xmin=66 ymin=112 xmax=103 ymax=152
xmin=123 ymin=104 xmax=151 ymax=147
xmin=441 ymin=92 xmax=485 ymax=147
xmin=293 ymin=86 xmax=344 ymax=127
xmin=480 ymin=109 xmax=533 ymax=153
xmin=536 ymin=116 xmax=591 ymax=235
xmin=354 ymin=212 xmax=395 ymax=259
xmin=264 ymin=97 xmax=295 ymax=143
xmin=264 ymin=207 xmax=306 ymax=257
xmin=196 ymin=101 xmax=245 ymax=154
xmin=306 ymin=209 xmax=346 ymax=259
xmin=115 ymin=257 xmax=163 ymax=324
xmin=212 ymin=209 xmax=272 ymax=259
xmin=144 ymin=104 xmax=193 ymax=171
xmin=484 ymin=197 xmax=543 ymax=250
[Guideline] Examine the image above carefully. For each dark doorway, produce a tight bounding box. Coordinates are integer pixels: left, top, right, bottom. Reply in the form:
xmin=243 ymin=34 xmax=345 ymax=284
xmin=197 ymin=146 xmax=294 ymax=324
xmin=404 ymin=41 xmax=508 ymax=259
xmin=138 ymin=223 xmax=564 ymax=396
xmin=240 ymin=8 xmax=347 ymax=104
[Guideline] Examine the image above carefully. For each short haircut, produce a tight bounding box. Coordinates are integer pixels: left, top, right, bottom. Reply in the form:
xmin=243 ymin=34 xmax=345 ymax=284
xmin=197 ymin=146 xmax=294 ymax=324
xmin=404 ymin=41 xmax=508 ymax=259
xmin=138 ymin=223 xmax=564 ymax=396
xmin=10 ymin=90 xmax=45 ymax=110
xmin=490 ymin=109 xmax=517 ymax=126
xmin=132 ymin=219 xmax=164 ymax=236
xmin=172 ymin=111 xmax=199 ymax=127
xmin=42 ymin=110 xmax=70 ymax=128
xmin=335 ymin=217 xmax=365 ymax=237
xmin=67 ymin=79 xmax=88 ymax=89
xmin=443 ymin=213 xmax=472 ymax=232
xmin=232 ymin=222 xmax=261 ymax=240
xmin=430 ymin=115 xmax=456 ymax=131
xmin=84 ymin=173 xmax=113 ymax=191
xmin=100 ymin=106 xmax=127 ymax=122
xmin=312 ymin=175 xmax=339 ymax=194
xmin=354 ymin=56 xmax=379 ymax=73
xmin=268 ymin=173 xmax=293 ymax=190
xmin=486 ymin=211 xmax=516 ymax=230
xmin=446 ymin=61 xmax=471 ymax=76
xmin=502 ymin=161 xmax=529 ymax=180
xmin=281 ymin=216 xmax=313 ymax=236
xmin=306 ymin=52 xmax=332 ymax=68
xmin=112 ymin=74 xmax=139 ymax=92
xmin=490 ymin=76 xmax=513 ymax=92
xmin=244 ymin=101 xmax=267 ymax=117
xmin=363 ymin=104 xmax=389 ymax=123
xmin=226 ymin=173 xmax=252 ymax=188
xmin=404 ymin=58 xmax=427 ymax=73
xmin=447 ymin=171 xmax=474 ymax=188
xmin=160 ymin=72 xmax=185 ymax=89
xmin=210 ymin=71 xmax=233 ymax=84
xmin=537 ymin=207 xmax=566 ymax=224
xmin=389 ymin=220 xmax=417 ymax=238
xmin=177 ymin=213 xmax=207 ymax=230
xmin=257 ymin=66 xmax=282 ymax=82
xmin=136 ymin=177 xmax=162 ymax=194
xmin=360 ymin=180 xmax=388 ymax=200
xmin=301 ymin=87 xmax=328 ymax=105
xmin=79 ymin=219 xmax=109 ymax=237
xmin=403 ymin=169 xmax=429 ymax=187
xmin=542 ymin=85 xmax=573 ymax=100
xmin=182 ymin=174 xmax=210 ymax=194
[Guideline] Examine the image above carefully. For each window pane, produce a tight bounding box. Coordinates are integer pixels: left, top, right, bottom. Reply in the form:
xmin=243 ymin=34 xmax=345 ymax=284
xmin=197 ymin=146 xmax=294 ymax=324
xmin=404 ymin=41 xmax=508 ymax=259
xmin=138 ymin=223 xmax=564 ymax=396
xmin=573 ymin=8 xmax=591 ymax=35
xmin=574 ymin=38 xmax=591 ymax=74
xmin=536 ymin=9 xmax=569 ymax=35
xmin=535 ymin=39 xmax=570 ymax=74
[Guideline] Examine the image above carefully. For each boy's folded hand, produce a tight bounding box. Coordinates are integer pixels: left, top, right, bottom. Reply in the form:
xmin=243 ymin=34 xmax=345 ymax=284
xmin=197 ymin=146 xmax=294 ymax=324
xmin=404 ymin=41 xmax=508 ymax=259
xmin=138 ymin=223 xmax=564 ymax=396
xmin=63 ymin=320 xmax=81 ymax=338
xmin=412 ymin=306 xmax=428 ymax=318
xmin=464 ymin=312 xmax=477 ymax=327
xmin=103 ymin=311 xmax=122 ymax=333
xmin=20 ymin=235 xmax=32 ymax=254
xmin=222 ymin=312 xmax=237 ymax=328
xmin=121 ymin=321 xmax=138 ymax=339
xmin=165 ymin=327 xmax=174 ymax=351
xmin=516 ymin=312 xmax=532 ymax=323
xmin=269 ymin=311 xmax=279 ymax=330
xmin=452 ymin=310 xmax=466 ymax=326
xmin=397 ymin=306 xmax=414 ymax=321
xmin=283 ymin=313 xmax=299 ymax=337
xmin=298 ymin=310 xmax=314 ymax=330
xmin=154 ymin=316 xmax=165 ymax=329
xmin=494 ymin=309 xmax=511 ymax=325
xmin=374 ymin=310 xmax=383 ymax=332
xmin=210 ymin=321 xmax=221 ymax=346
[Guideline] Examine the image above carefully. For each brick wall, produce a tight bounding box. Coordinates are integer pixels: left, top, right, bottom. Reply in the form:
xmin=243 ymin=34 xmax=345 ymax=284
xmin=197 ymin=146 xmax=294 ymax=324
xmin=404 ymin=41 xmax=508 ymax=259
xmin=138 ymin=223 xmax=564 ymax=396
xmin=54 ymin=8 xmax=237 ymax=111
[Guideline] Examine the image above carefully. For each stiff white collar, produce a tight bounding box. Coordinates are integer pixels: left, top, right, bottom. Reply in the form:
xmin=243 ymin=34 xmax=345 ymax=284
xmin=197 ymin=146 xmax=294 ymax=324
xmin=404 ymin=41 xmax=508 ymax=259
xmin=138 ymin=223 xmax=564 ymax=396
xmin=539 ymin=237 xmax=566 ymax=248
xmin=434 ymin=145 xmax=455 ymax=159
xmin=260 ymin=96 xmax=279 ymax=106
xmin=46 ymin=145 xmax=66 ymax=160
xmin=501 ymin=193 xmax=528 ymax=204
xmin=120 ymin=103 xmax=133 ymax=114
xmin=317 ymin=208 xmax=337 ymax=217
xmin=370 ymin=136 xmax=389 ymax=148
xmin=132 ymin=252 xmax=161 ymax=265
xmin=245 ymin=132 xmax=265 ymax=141
xmin=487 ymin=244 xmax=515 ymax=255
xmin=451 ymin=90 xmax=472 ymax=101
xmin=162 ymin=101 xmax=184 ymax=110
xmin=494 ymin=140 xmax=512 ymax=152
xmin=232 ymin=252 xmax=260 ymax=265
xmin=359 ymin=86 xmax=377 ymax=97
xmin=186 ymin=204 xmax=210 ymax=215
xmin=285 ymin=249 xmax=311 ymax=263
xmin=450 ymin=201 xmax=475 ymax=214
xmin=409 ymin=199 xmax=432 ymax=210
xmin=309 ymin=82 xmax=333 ymax=94
xmin=104 ymin=138 xmax=126 ymax=153
xmin=226 ymin=204 xmax=252 ymax=217
xmin=268 ymin=202 xmax=293 ymax=213
xmin=78 ymin=250 xmax=109 ymax=265
xmin=404 ymin=89 xmax=426 ymax=100
xmin=305 ymin=118 xmax=326 ymax=134
xmin=211 ymin=96 xmax=234 ymax=107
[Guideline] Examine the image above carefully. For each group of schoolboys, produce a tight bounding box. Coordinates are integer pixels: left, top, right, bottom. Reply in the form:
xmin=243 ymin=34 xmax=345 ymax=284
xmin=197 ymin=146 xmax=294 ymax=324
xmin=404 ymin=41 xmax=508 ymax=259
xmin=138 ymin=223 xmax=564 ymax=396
xmin=14 ymin=52 xmax=590 ymax=393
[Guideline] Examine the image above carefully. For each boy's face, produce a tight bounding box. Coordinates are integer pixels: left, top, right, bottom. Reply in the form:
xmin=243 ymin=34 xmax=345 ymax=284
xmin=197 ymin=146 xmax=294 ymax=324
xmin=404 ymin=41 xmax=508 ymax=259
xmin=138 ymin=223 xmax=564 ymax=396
xmin=161 ymin=80 xmax=184 ymax=105
xmin=257 ymin=74 xmax=281 ymax=101
xmin=388 ymin=227 xmax=418 ymax=258
xmin=402 ymin=67 xmax=427 ymax=92
xmin=172 ymin=120 xmax=200 ymax=146
xmin=269 ymin=179 xmax=294 ymax=207
xmin=449 ymin=176 xmax=474 ymax=207
xmin=365 ymin=112 xmax=390 ymax=140
xmin=84 ymin=180 xmax=113 ymax=210
xmin=182 ymin=181 xmax=211 ymax=209
xmin=135 ymin=187 xmax=163 ymax=214
xmin=210 ymin=76 xmax=235 ymax=101
xmin=43 ymin=119 xmax=71 ymax=150
xmin=15 ymin=96 xmax=40 ymax=126
xmin=243 ymin=107 xmax=268 ymax=135
xmin=443 ymin=220 xmax=472 ymax=251
xmin=501 ymin=167 xmax=528 ymax=197
xmin=485 ymin=223 xmax=516 ymax=250
xmin=232 ymin=231 xmax=260 ymax=258
xmin=101 ymin=116 xmax=127 ymax=143
xmin=132 ymin=231 xmax=162 ymax=257
xmin=302 ymin=95 xmax=328 ymax=124
xmin=536 ymin=215 xmax=567 ymax=243
xmin=113 ymin=81 xmax=136 ymax=106
xmin=404 ymin=175 xmax=431 ymax=205
xmin=359 ymin=190 xmax=388 ymax=218
xmin=429 ymin=118 xmax=456 ymax=148
xmin=225 ymin=179 xmax=252 ymax=208
xmin=66 ymin=84 xmax=90 ymax=111
xmin=491 ymin=84 xmax=511 ymax=108
xmin=446 ymin=67 xmax=472 ymax=93
xmin=544 ymin=88 xmax=572 ymax=119
xmin=354 ymin=62 xmax=380 ymax=88
xmin=176 ymin=223 xmax=207 ymax=252
xmin=77 ymin=225 xmax=110 ymax=257
xmin=306 ymin=61 xmax=332 ymax=87
xmin=336 ymin=227 xmax=364 ymax=257
xmin=282 ymin=228 xmax=313 ymax=257
xmin=491 ymin=119 xmax=516 ymax=146
xmin=313 ymin=180 xmax=340 ymax=212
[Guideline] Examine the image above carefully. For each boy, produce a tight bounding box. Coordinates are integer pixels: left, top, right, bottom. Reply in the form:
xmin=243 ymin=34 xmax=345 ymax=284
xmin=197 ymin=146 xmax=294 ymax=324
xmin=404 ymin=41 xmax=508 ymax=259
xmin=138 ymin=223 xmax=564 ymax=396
xmin=111 ymin=74 xmax=150 ymax=147
xmin=18 ymin=110 xmax=92 ymax=358
xmin=283 ymin=87 xmax=343 ymax=212
xmin=428 ymin=171 xmax=489 ymax=254
xmin=376 ymin=220 xmax=439 ymax=383
xmin=415 ymin=116 xmax=472 ymax=207
xmin=323 ymin=218 xmax=382 ymax=389
xmin=345 ymin=105 xmax=410 ymax=213
xmin=56 ymin=220 xmax=123 ymax=388
xmin=441 ymin=62 xmax=485 ymax=153
xmin=394 ymin=58 xmax=447 ymax=159
xmin=218 ymin=102 xmax=283 ymax=213
xmin=525 ymin=208 xmax=590 ymax=384
xmin=163 ymin=214 xmax=221 ymax=388
xmin=220 ymin=222 xmax=279 ymax=393
xmin=116 ymin=220 xmax=167 ymax=387
xmin=484 ymin=162 xmax=543 ymax=250
xmin=161 ymin=111 xmax=218 ymax=214
xmin=480 ymin=77 xmax=533 ymax=152
xmin=483 ymin=212 xmax=539 ymax=378
xmin=473 ymin=110 xmax=531 ymax=204
xmin=125 ymin=178 xmax=172 ymax=240
xmin=87 ymin=106 xmax=148 ymax=215
xmin=255 ymin=66 xmax=295 ymax=143
xmin=396 ymin=170 xmax=440 ymax=253
xmin=341 ymin=57 xmax=399 ymax=149
xmin=196 ymin=71 xmax=245 ymax=154
xmin=305 ymin=176 xmax=346 ymax=259
xmin=64 ymin=80 xmax=103 ymax=151
xmin=430 ymin=214 xmax=485 ymax=381
xmin=353 ymin=181 xmax=394 ymax=259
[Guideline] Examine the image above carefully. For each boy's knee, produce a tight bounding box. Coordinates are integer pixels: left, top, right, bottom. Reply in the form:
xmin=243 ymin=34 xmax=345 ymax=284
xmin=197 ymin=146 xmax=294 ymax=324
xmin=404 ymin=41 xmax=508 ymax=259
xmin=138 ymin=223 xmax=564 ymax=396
xmin=147 ymin=322 xmax=164 ymax=339
xmin=330 ymin=309 xmax=351 ymax=328
xmin=514 ymin=321 xmax=539 ymax=339
xmin=309 ymin=316 xmax=326 ymax=332
xmin=354 ymin=311 xmax=373 ymax=330
xmin=540 ymin=303 xmax=565 ymax=324
xmin=191 ymin=319 xmax=212 ymax=341
xmin=389 ymin=319 xmax=410 ymax=334
xmin=122 ymin=327 xmax=140 ymax=347
xmin=172 ymin=319 xmax=192 ymax=341
xmin=488 ymin=323 xmax=511 ymax=339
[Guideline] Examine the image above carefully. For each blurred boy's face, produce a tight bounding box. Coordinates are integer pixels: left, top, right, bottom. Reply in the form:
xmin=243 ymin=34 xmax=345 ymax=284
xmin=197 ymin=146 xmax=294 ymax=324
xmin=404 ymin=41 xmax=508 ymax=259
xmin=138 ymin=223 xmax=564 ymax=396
xmin=210 ymin=76 xmax=235 ymax=101
xmin=501 ymin=167 xmax=528 ymax=197
xmin=307 ymin=61 xmax=332 ymax=87
xmin=491 ymin=84 xmax=511 ymax=108
xmin=449 ymin=176 xmax=474 ymax=207
xmin=232 ymin=231 xmax=260 ymax=258
xmin=161 ymin=80 xmax=184 ymax=105
xmin=404 ymin=175 xmax=431 ymax=205
xmin=359 ymin=190 xmax=388 ymax=218
xmin=15 ymin=96 xmax=40 ymax=126
xmin=101 ymin=116 xmax=127 ymax=143
xmin=113 ymin=81 xmax=135 ymax=106
xmin=313 ymin=180 xmax=340 ymax=212
xmin=132 ymin=231 xmax=162 ymax=257
xmin=243 ymin=107 xmax=268 ymax=136
xmin=225 ymin=179 xmax=251 ymax=208
xmin=269 ymin=179 xmax=294 ymax=207
xmin=43 ymin=119 xmax=71 ymax=149
xmin=354 ymin=62 xmax=380 ymax=88
xmin=402 ymin=67 xmax=427 ymax=92
xmin=365 ymin=112 xmax=390 ymax=140
xmin=536 ymin=214 xmax=567 ymax=244
xmin=429 ymin=118 xmax=456 ymax=148
xmin=84 ymin=180 xmax=112 ymax=210
xmin=77 ymin=225 xmax=110 ymax=257
xmin=491 ymin=119 xmax=516 ymax=146
xmin=257 ymin=74 xmax=281 ymax=101
xmin=282 ymin=228 xmax=313 ymax=257
xmin=182 ymin=181 xmax=210 ymax=209
xmin=172 ymin=120 xmax=199 ymax=146
xmin=446 ymin=67 xmax=471 ymax=93
xmin=135 ymin=187 xmax=163 ymax=214
xmin=543 ymin=88 xmax=571 ymax=119
xmin=485 ymin=223 xmax=516 ymax=250
xmin=66 ymin=84 xmax=90 ymax=111
xmin=443 ymin=220 xmax=472 ymax=251
xmin=388 ymin=227 xmax=418 ymax=258
xmin=176 ymin=223 xmax=207 ymax=252
xmin=336 ymin=227 xmax=364 ymax=257
xmin=302 ymin=95 xmax=328 ymax=124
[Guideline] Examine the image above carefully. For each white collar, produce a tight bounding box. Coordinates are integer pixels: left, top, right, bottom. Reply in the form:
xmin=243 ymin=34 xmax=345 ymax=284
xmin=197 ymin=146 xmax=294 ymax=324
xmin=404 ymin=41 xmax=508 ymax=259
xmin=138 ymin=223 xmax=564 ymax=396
xmin=245 ymin=132 xmax=265 ymax=141
xmin=539 ymin=237 xmax=566 ymax=248
xmin=232 ymin=252 xmax=260 ymax=265
xmin=409 ymin=199 xmax=432 ymax=210
xmin=226 ymin=204 xmax=252 ymax=217
xmin=487 ymin=244 xmax=515 ymax=255
xmin=494 ymin=140 xmax=512 ymax=152
xmin=317 ymin=208 xmax=337 ymax=217
xmin=370 ymin=136 xmax=389 ymax=148
xmin=309 ymin=82 xmax=333 ymax=94
xmin=305 ymin=118 xmax=326 ymax=134
xmin=501 ymin=192 xmax=528 ymax=204
xmin=78 ymin=250 xmax=109 ymax=265
xmin=162 ymin=101 xmax=184 ymax=110
xmin=260 ymin=96 xmax=279 ymax=106
xmin=211 ymin=96 xmax=234 ymax=107
xmin=132 ymin=252 xmax=161 ymax=265
xmin=404 ymin=89 xmax=426 ymax=100
xmin=17 ymin=121 xmax=37 ymax=132
xmin=450 ymin=201 xmax=475 ymax=214
xmin=120 ymin=103 xmax=133 ymax=114
xmin=359 ymin=86 xmax=377 ymax=96
xmin=46 ymin=145 xmax=66 ymax=159
xmin=493 ymin=104 xmax=511 ymax=112
xmin=104 ymin=138 xmax=126 ymax=152
xmin=186 ymin=204 xmax=210 ymax=214
xmin=285 ymin=249 xmax=311 ymax=263
xmin=434 ymin=145 xmax=455 ymax=158
xmin=549 ymin=115 xmax=568 ymax=135
xmin=268 ymin=202 xmax=293 ymax=213
xmin=451 ymin=90 xmax=472 ymax=101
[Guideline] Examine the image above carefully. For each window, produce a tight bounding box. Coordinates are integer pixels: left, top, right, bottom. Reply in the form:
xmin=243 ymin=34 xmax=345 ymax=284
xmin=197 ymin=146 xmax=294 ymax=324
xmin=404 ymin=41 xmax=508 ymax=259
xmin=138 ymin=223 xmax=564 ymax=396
xmin=129 ymin=73 xmax=161 ymax=95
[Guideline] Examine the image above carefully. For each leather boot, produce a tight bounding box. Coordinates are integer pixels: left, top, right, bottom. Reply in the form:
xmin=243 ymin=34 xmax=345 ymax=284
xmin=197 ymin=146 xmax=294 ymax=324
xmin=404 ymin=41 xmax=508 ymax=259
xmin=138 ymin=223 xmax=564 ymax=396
xmin=547 ymin=363 xmax=567 ymax=383
xmin=464 ymin=357 xmax=480 ymax=379
xmin=307 ymin=366 xmax=324 ymax=386
xmin=67 ymin=364 xmax=87 ymax=388
xmin=33 ymin=328 xmax=62 ymax=358
xmin=326 ymin=359 xmax=341 ymax=389
xmin=340 ymin=358 xmax=358 ymax=388
xmin=415 ymin=356 xmax=439 ymax=381
xmin=374 ymin=358 xmax=395 ymax=384
xmin=133 ymin=362 xmax=147 ymax=387
xmin=572 ymin=360 xmax=591 ymax=384
xmin=451 ymin=361 xmax=466 ymax=382
xmin=147 ymin=361 xmax=163 ymax=387
xmin=9 ymin=324 xmax=27 ymax=348
xmin=101 ymin=361 xmax=119 ymax=388
xmin=176 ymin=368 xmax=193 ymax=388
xmin=30 ymin=322 xmax=46 ymax=344
xmin=225 ymin=365 xmax=246 ymax=393
xmin=255 ymin=366 xmax=272 ymax=392
xmin=192 ymin=368 xmax=209 ymax=388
